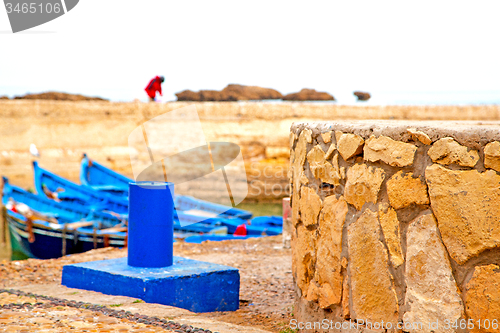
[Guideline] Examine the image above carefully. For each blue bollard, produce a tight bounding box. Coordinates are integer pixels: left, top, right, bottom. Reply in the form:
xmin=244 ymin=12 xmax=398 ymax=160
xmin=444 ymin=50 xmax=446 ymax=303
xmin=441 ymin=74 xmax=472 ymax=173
xmin=62 ymin=180 xmax=240 ymax=312
xmin=128 ymin=182 xmax=174 ymax=268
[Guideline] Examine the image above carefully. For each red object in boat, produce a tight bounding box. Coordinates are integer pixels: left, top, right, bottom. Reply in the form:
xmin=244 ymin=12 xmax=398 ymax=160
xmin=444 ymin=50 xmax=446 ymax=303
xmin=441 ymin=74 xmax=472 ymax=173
xmin=234 ymin=224 xmax=247 ymax=236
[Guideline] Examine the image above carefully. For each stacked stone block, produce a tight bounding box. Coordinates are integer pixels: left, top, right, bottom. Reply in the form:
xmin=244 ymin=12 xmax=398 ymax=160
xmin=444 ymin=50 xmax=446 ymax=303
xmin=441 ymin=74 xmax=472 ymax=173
xmin=289 ymin=121 xmax=500 ymax=332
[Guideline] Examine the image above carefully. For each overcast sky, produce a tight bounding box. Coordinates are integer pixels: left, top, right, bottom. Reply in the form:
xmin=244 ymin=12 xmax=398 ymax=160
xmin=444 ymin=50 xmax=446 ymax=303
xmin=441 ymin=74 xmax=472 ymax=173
xmin=1 ymin=1 xmax=499 ymax=102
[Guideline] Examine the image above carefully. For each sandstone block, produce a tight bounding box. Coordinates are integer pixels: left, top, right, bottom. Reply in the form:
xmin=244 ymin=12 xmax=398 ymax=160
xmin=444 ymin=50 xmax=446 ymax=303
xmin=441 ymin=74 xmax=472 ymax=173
xmin=386 ymin=171 xmax=429 ymax=209
xmin=378 ymin=204 xmax=404 ymax=268
xmin=335 ymin=130 xmax=343 ymax=144
xmin=306 ymin=281 xmax=319 ymax=302
xmin=364 ymin=136 xmax=417 ymax=167
xmin=300 ymin=186 xmax=322 ymax=227
xmin=292 ymin=223 xmax=316 ymax=297
xmin=337 ymin=133 xmax=365 ymax=160
xmin=325 ymin=142 xmax=336 ymax=160
xmin=403 ymin=213 xmax=464 ymax=333
xmin=307 ymin=145 xmax=327 ymax=178
xmin=426 ymin=164 xmax=500 ymax=264
xmin=318 ymin=283 xmax=337 ymax=309
xmin=348 ymin=209 xmax=399 ymax=323
xmin=407 ymin=128 xmax=432 ymax=145
xmin=326 ymin=153 xmax=343 ymax=184
xmin=314 ymin=195 xmax=348 ymax=307
xmin=484 ymin=141 xmax=500 ymax=172
xmin=427 ymin=137 xmax=479 ymax=167
xmin=465 ymin=264 xmax=500 ymax=333
xmin=307 ymin=145 xmax=342 ymax=185
xmin=321 ymin=131 xmax=332 ymax=143
xmin=304 ymin=129 xmax=313 ymax=143
xmin=291 ymin=129 xmax=311 ymax=225
xmin=345 ymin=164 xmax=385 ymax=210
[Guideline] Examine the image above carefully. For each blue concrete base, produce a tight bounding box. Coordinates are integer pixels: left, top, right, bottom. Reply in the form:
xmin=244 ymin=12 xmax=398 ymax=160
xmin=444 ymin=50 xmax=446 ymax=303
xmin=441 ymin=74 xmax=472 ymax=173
xmin=61 ymin=257 xmax=240 ymax=312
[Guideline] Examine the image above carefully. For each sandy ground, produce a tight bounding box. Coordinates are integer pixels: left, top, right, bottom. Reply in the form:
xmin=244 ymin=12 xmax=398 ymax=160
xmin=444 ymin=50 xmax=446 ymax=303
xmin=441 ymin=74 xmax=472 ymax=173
xmin=0 ymin=236 xmax=294 ymax=333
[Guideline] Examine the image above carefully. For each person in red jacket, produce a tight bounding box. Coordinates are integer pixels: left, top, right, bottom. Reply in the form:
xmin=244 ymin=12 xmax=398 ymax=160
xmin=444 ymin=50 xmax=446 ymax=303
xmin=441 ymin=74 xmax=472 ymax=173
xmin=145 ymin=76 xmax=164 ymax=101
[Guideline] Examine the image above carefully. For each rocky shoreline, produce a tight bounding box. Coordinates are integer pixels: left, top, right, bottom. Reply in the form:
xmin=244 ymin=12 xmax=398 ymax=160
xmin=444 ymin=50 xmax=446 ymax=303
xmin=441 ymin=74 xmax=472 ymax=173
xmin=175 ymin=84 xmax=335 ymax=101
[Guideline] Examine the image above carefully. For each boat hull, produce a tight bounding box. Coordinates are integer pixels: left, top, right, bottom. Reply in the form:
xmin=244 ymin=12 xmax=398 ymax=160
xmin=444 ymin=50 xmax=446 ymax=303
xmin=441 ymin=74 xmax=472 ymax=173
xmin=184 ymin=234 xmax=263 ymax=243
xmin=4 ymin=208 xmax=125 ymax=260
xmin=33 ymin=161 xmax=128 ymax=215
xmin=2 ymin=177 xmax=122 ymax=229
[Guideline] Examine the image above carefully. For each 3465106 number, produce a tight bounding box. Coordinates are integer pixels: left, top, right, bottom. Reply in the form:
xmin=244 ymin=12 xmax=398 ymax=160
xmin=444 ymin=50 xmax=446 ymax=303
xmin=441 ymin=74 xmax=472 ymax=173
xmin=5 ymin=2 xmax=61 ymax=14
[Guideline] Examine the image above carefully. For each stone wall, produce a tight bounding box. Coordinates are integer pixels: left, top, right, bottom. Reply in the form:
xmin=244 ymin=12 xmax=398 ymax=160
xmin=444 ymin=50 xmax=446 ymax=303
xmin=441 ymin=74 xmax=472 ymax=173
xmin=289 ymin=120 xmax=500 ymax=332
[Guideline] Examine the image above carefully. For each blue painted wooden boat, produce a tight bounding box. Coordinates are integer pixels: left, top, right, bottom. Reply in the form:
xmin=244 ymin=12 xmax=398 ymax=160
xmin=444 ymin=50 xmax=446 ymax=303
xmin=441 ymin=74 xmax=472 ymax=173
xmin=33 ymin=161 xmax=128 ymax=215
xmin=174 ymin=212 xmax=281 ymax=236
xmin=80 ymin=153 xmax=130 ymax=197
xmin=38 ymin=159 xmax=283 ymax=238
xmin=173 ymin=214 xmax=223 ymax=234
xmin=250 ymin=216 xmax=283 ymax=227
xmin=33 ymin=162 xmax=245 ymax=234
xmin=4 ymin=208 xmax=127 ymax=260
xmin=3 ymin=177 xmax=122 ymax=227
xmin=174 ymin=195 xmax=253 ymax=220
xmin=80 ymin=154 xmax=253 ymax=220
xmin=2 ymin=177 xmax=126 ymax=259
xmin=216 ymin=218 xmax=282 ymax=236
xmin=2 ymin=177 xmax=230 ymax=259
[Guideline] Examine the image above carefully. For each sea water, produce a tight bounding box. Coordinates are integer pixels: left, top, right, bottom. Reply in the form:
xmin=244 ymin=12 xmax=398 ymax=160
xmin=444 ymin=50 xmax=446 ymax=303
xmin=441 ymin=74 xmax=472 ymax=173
xmin=334 ymin=90 xmax=500 ymax=106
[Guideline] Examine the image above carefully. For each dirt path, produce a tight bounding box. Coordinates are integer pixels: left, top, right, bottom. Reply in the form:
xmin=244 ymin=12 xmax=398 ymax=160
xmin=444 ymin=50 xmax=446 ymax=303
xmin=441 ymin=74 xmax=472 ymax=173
xmin=0 ymin=236 xmax=294 ymax=333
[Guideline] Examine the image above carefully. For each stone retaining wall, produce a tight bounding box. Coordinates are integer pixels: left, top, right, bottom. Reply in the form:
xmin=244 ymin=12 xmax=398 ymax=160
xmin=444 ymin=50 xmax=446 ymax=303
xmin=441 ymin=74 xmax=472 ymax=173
xmin=289 ymin=120 xmax=500 ymax=332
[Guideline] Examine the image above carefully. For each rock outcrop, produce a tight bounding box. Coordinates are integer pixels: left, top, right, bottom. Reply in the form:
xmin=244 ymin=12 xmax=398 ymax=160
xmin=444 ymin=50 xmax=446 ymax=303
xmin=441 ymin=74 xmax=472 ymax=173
xmin=282 ymin=89 xmax=334 ymax=101
xmin=14 ymin=92 xmax=107 ymax=101
xmin=175 ymin=84 xmax=283 ymax=101
xmin=353 ymin=91 xmax=371 ymax=101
